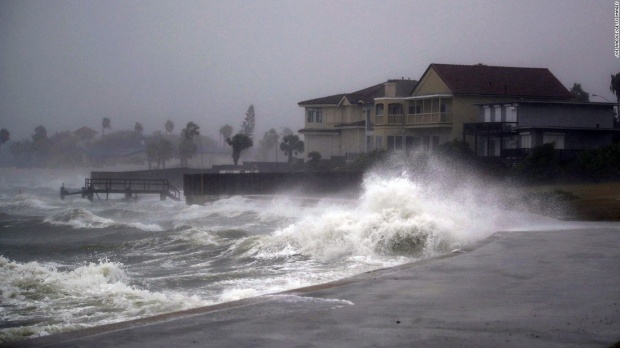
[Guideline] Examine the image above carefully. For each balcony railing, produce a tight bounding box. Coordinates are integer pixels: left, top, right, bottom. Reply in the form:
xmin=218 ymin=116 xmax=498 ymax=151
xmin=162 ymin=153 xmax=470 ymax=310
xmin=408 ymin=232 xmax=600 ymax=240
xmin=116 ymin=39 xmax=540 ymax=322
xmin=387 ymin=115 xmax=404 ymax=125
xmin=406 ymin=112 xmax=452 ymax=125
xmin=463 ymin=122 xmax=517 ymax=135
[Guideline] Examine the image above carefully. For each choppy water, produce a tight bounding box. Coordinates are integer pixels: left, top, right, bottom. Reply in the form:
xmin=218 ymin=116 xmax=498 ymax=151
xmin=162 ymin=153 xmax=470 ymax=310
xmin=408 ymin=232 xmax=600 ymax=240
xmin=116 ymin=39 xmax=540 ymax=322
xmin=0 ymin=167 xmax=572 ymax=343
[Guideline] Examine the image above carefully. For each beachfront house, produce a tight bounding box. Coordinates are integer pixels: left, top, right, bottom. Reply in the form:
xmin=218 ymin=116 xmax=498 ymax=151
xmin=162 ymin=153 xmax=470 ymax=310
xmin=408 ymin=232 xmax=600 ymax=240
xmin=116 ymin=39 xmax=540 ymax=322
xmin=298 ymin=79 xmax=416 ymax=161
xmin=299 ymin=63 xmax=617 ymax=162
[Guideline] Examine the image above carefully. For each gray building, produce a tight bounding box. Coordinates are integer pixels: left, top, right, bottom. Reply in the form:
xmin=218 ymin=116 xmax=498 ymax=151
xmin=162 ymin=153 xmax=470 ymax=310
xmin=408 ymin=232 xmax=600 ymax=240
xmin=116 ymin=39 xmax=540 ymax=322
xmin=463 ymin=101 xmax=618 ymax=164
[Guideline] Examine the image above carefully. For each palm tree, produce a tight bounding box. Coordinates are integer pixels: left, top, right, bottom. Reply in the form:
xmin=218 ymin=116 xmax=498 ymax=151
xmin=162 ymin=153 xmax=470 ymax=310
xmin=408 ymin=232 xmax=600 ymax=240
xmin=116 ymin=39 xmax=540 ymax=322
xmin=280 ymin=134 xmax=304 ymax=164
xmin=102 ymin=117 xmax=111 ymax=137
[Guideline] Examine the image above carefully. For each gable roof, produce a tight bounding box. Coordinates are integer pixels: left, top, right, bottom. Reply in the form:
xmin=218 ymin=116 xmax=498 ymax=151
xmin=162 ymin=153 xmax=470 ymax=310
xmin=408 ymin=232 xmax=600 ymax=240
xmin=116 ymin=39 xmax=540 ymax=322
xmin=424 ymin=64 xmax=573 ymax=99
xmin=298 ymin=79 xmax=417 ymax=106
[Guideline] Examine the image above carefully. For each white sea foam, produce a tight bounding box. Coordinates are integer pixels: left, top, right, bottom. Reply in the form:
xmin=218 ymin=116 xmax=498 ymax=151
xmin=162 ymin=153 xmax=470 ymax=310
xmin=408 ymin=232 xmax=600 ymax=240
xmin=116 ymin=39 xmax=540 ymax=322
xmin=44 ymin=208 xmax=115 ymax=229
xmin=244 ymin=171 xmax=512 ymax=264
xmin=0 ymin=256 xmax=210 ymax=343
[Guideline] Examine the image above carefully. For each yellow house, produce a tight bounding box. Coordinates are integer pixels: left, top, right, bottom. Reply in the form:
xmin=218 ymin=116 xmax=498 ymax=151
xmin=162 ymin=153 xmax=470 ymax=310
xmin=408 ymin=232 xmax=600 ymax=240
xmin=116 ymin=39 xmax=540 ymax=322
xmin=299 ymin=63 xmax=573 ymax=159
xmin=373 ymin=63 xmax=573 ymax=152
xmin=298 ymin=79 xmax=416 ymax=161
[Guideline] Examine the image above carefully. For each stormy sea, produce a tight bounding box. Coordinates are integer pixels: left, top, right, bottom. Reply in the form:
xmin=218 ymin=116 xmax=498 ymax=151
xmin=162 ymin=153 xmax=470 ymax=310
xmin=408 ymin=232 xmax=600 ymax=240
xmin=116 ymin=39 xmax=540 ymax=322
xmin=0 ymin=165 xmax=571 ymax=343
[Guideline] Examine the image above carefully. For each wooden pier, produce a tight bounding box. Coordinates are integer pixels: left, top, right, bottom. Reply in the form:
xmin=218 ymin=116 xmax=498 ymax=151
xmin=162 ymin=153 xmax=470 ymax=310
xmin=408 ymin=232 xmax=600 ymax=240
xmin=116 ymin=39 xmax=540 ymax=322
xmin=61 ymin=178 xmax=181 ymax=201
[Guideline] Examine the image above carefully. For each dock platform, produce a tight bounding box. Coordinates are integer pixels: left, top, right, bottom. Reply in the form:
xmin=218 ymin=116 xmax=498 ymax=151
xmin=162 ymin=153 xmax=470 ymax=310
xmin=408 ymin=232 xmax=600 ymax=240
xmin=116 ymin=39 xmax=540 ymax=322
xmin=60 ymin=178 xmax=181 ymax=201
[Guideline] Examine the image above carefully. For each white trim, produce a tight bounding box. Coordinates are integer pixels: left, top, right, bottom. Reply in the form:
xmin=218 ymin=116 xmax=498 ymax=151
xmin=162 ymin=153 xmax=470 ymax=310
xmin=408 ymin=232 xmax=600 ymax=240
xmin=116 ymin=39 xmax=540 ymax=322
xmin=405 ymin=94 xmax=454 ymax=100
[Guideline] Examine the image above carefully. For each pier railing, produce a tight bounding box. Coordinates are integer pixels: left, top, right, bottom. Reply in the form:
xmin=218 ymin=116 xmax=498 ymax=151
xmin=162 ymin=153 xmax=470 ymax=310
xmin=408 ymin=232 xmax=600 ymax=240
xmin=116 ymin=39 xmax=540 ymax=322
xmin=61 ymin=178 xmax=181 ymax=201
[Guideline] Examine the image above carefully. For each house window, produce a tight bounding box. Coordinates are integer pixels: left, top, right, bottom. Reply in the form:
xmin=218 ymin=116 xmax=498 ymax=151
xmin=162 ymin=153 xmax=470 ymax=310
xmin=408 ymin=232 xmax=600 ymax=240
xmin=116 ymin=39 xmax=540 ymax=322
xmin=405 ymin=136 xmax=415 ymax=150
xmin=422 ymin=136 xmax=430 ymax=151
xmin=520 ymin=132 xmax=532 ymax=149
xmin=432 ymin=136 xmax=440 ymax=149
xmin=388 ymin=103 xmax=402 ymax=115
xmin=506 ymin=105 xmax=517 ymax=123
xmin=484 ymin=106 xmax=491 ymax=122
xmin=395 ymin=136 xmax=403 ymax=150
xmin=307 ymin=108 xmax=323 ymax=123
xmin=440 ymin=103 xmax=449 ymax=113
xmin=366 ymin=136 xmax=374 ymax=151
xmin=387 ymin=136 xmax=394 ymax=150
xmin=375 ymin=104 xmax=384 ymax=116
xmin=375 ymin=135 xmax=383 ymax=149
xmin=543 ymin=132 xmax=565 ymax=149
xmin=493 ymin=106 xmax=502 ymax=122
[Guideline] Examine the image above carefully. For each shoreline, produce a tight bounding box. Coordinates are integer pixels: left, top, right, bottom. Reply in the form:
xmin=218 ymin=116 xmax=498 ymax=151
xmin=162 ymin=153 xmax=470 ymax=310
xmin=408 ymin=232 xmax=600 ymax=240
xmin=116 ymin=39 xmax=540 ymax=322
xmin=12 ymin=227 xmax=620 ymax=347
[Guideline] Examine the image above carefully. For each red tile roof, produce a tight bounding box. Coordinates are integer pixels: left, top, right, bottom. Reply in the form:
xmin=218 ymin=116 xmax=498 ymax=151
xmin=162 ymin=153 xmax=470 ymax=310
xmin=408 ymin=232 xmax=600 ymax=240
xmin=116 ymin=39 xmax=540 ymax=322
xmin=428 ymin=64 xmax=573 ymax=99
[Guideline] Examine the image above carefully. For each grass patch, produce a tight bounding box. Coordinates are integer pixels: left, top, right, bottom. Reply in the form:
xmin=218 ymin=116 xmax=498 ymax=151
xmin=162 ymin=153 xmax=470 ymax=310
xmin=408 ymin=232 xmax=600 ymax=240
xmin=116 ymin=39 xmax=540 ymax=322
xmin=524 ymin=182 xmax=620 ymax=221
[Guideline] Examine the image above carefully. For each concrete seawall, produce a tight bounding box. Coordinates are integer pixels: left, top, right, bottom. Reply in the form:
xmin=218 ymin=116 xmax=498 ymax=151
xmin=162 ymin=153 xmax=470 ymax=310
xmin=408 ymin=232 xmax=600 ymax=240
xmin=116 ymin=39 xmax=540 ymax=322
xmin=91 ymin=168 xmax=203 ymax=190
xmin=183 ymin=172 xmax=364 ymax=204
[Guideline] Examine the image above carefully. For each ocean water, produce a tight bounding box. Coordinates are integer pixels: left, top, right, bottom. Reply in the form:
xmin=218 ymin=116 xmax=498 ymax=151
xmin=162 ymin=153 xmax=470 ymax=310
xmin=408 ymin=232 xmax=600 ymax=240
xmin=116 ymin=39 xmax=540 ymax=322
xmin=0 ymin=166 xmax=571 ymax=343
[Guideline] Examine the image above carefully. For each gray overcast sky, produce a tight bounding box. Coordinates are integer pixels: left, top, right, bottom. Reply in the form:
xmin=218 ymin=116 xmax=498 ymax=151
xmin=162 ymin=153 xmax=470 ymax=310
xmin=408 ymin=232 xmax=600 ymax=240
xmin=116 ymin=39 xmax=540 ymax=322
xmin=1 ymin=0 xmax=618 ymax=141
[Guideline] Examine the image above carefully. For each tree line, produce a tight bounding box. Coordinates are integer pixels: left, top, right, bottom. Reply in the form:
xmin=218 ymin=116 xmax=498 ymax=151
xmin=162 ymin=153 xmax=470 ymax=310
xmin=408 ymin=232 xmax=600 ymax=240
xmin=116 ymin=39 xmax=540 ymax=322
xmin=1 ymin=104 xmax=306 ymax=168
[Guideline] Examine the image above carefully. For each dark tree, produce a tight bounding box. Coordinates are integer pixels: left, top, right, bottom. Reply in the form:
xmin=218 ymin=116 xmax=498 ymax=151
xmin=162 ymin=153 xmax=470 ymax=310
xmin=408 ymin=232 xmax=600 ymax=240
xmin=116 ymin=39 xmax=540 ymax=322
xmin=308 ymin=151 xmax=321 ymax=170
xmin=134 ymin=122 xmax=144 ymax=134
xmin=219 ymin=124 xmax=233 ymax=147
xmin=258 ymin=128 xmax=278 ymax=161
xmin=570 ymin=83 xmax=590 ymax=102
xmin=146 ymin=134 xmax=174 ymax=169
xmin=0 ymin=128 xmax=10 ymax=150
xmin=611 ymin=73 xmax=620 ymax=127
xmin=240 ymin=105 xmax=255 ymax=140
xmin=226 ymin=133 xmax=253 ymax=166
xmin=31 ymin=125 xmax=50 ymax=166
xmin=102 ymin=117 xmax=111 ymax=137
xmin=179 ymin=122 xmax=200 ymax=166
xmin=165 ymin=120 xmax=174 ymax=135
xmin=611 ymin=72 xmax=620 ymax=103
xmin=280 ymin=134 xmax=304 ymax=164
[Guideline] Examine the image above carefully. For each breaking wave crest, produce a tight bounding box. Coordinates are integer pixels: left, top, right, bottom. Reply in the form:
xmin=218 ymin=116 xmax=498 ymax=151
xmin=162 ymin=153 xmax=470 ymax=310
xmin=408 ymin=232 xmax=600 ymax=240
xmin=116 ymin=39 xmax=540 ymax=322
xmin=44 ymin=208 xmax=163 ymax=231
xmin=245 ymin=174 xmax=503 ymax=263
xmin=0 ymin=256 xmax=209 ymax=343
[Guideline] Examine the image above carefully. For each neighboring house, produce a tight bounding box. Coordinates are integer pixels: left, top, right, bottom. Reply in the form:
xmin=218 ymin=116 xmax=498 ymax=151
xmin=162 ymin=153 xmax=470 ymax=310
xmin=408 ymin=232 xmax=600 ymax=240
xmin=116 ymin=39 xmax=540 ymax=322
xmin=298 ymin=79 xmax=417 ymax=161
xmin=463 ymin=101 xmax=618 ymax=164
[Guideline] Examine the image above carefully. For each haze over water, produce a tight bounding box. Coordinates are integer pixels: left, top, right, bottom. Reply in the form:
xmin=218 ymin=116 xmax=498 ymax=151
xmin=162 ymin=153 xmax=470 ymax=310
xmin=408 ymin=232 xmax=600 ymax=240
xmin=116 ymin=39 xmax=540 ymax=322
xmin=0 ymin=163 xmax=576 ymax=343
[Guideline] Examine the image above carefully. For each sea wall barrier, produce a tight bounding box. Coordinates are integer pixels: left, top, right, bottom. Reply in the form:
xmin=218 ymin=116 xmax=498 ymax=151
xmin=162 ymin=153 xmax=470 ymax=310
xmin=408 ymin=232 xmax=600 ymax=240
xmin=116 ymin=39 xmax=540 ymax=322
xmin=91 ymin=168 xmax=204 ymax=188
xmin=183 ymin=172 xmax=365 ymax=204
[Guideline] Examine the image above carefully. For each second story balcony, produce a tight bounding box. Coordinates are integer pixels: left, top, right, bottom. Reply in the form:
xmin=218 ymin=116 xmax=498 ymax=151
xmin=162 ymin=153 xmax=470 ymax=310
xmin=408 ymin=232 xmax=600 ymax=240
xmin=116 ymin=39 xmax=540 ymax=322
xmin=406 ymin=112 xmax=452 ymax=125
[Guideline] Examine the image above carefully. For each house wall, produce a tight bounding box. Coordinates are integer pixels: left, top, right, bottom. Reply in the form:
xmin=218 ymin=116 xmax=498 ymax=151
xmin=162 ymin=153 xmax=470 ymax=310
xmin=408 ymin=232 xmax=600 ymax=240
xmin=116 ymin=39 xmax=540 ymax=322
xmin=412 ymin=68 xmax=452 ymax=95
xmin=304 ymin=133 xmax=341 ymax=159
xmin=340 ymin=129 xmax=365 ymax=155
xmin=518 ymin=104 xmax=614 ymax=129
